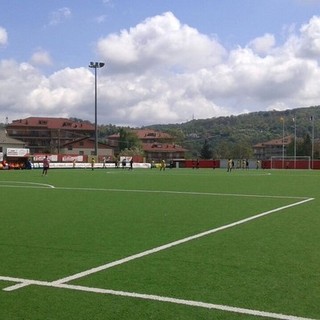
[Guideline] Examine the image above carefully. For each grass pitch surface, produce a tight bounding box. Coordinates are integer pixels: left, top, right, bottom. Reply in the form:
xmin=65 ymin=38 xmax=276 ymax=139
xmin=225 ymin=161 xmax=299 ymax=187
xmin=0 ymin=168 xmax=319 ymax=319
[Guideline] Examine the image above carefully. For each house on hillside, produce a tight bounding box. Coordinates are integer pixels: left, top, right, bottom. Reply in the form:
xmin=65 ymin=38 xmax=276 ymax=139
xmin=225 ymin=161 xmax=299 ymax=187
xmin=6 ymin=117 xmax=95 ymax=154
xmin=108 ymin=129 xmax=188 ymax=162
xmin=253 ymin=136 xmax=292 ymax=159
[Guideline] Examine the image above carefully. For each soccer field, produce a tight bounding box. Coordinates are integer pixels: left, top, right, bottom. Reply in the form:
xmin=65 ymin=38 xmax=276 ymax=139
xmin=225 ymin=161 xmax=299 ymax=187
xmin=0 ymin=168 xmax=319 ymax=320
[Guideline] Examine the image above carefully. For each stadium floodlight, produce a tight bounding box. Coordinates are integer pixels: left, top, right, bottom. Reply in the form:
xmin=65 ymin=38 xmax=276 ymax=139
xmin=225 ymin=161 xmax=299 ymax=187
xmin=281 ymin=117 xmax=285 ymax=169
xmin=311 ymin=115 xmax=315 ymax=169
xmin=293 ymin=117 xmax=297 ymax=169
xmin=88 ymin=61 xmax=105 ymax=156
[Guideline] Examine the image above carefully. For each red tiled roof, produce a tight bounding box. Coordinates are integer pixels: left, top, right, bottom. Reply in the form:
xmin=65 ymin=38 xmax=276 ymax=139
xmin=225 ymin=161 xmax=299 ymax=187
xmin=108 ymin=129 xmax=171 ymax=140
xmin=8 ymin=117 xmax=94 ymax=131
xmin=142 ymin=143 xmax=187 ymax=152
xmin=253 ymin=136 xmax=292 ymax=147
xmin=62 ymin=136 xmax=110 ymax=148
xmin=134 ymin=129 xmax=171 ymax=139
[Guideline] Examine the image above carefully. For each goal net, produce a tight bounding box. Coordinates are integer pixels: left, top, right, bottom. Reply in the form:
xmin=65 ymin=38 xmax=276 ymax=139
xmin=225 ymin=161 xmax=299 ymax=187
xmin=270 ymin=156 xmax=311 ymax=169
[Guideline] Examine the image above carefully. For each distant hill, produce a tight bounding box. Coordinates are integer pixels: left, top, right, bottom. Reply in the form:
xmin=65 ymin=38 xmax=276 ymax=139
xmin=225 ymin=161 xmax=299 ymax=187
xmin=143 ymin=106 xmax=320 ymax=158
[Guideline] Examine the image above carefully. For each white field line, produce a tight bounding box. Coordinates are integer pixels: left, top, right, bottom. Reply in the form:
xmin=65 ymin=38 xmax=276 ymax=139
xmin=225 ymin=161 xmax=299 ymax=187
xmin=0 ymin=275 xmax=318 ymax=320
xmin=113 ymin=170 xmax=274 ymax=177
xmin=0 ymin=181 xmax=55 ymax=188
xmin=3 ymin=197 xmax=313 ymax=292
xmin=50 ymin=198 xmax=315 ymax=285
xmin=0 ymin=181 xmax=309 ymax=200
xmin=1 ymin=197 xmax=316 ymax=319
xmin=43 ymin=186 xmax=312 ymax=200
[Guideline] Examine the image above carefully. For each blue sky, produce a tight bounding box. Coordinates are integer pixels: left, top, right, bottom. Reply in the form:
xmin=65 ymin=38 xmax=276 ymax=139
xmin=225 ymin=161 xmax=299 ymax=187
xmin=1 ymin=0 xmax=320 ymax=126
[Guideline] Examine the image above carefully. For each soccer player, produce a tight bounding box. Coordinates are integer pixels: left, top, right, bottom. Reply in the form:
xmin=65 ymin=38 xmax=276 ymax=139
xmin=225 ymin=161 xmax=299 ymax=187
xmin=91 ymin=157 xmax=95 ymax=171
xmin=42 ymin=156 xmax=49 ymax=176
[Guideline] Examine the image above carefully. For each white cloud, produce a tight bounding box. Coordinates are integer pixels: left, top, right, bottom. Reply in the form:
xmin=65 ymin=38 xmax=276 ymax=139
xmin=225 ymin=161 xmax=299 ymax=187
xmin=295 ymin=15 xmax=320 ymax=58
xmin=0 ymin=60 xmax=92 ymax=121
xmin=102 ymin=0 xmax=113 ymax=6
xmin=0 ymin=27 xmax=8 ymax=46
xmin=248 ymin=33 xmax=275 ymax=54
xmin=97 ymin=12 xmax=226 ymax=74
xmin=3 ymin=13 xmax=320 ymax=126
xmin=95 ymin=15 xmax=107 ymax=24
xmin=30 ymin=49 xmax=52 ymax=66
xmin=49 ymin=7 xmax=72 ymax=26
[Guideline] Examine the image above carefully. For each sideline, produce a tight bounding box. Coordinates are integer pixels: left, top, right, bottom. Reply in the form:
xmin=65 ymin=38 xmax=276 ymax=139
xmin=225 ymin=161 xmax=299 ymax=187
xmin=0 ymin=274 xmax=317 ymax=320
xmin=0 ymin=181 xmax=308 ymax=199
xmin=29 ymin=185 xmax=314 ymax=200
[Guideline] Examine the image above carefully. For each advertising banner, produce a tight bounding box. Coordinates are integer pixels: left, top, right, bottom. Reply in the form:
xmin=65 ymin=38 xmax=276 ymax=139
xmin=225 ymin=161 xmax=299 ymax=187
xmin=33 ymin=154 xmax=58 ymax=162
xmin=62 ymin=155 xmax=84 ymax=162
xmin=6 ymin=148 xmax=30 ymax=157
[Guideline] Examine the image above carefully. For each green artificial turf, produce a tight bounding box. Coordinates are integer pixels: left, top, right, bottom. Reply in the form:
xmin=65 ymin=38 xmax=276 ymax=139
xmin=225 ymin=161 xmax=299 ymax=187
xmin=0 ymin=168 xmax=319 ymax=319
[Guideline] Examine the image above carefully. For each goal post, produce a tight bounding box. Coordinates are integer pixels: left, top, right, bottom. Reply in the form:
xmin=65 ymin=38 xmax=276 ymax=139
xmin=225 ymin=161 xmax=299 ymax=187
xmin=270 ymin=156 xmax=311 ymax=169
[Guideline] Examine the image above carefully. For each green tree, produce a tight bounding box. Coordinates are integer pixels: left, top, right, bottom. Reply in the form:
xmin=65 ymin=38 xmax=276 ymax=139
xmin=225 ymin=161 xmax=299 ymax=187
xmin=119 ymin=146 xmax=144 ymax=157
xmin=200 ymin=139 xmax=213 ymax=159
xmin=231 ymin=141 xmax=253 ymax=159
xmin=216 ymin=141 xmax=231 ymax=159
xmin=118 ymin=128 xmax=141 ymax=152
xmin=301 ymin=133 xmax=312 ymax=156
xmin=166 ymin=128 xmax=185 ymax=145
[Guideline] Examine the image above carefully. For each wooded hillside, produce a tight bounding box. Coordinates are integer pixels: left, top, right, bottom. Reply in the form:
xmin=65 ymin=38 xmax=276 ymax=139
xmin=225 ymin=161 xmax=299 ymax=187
xmin=144 ymin=106 xmax=320 ymax=158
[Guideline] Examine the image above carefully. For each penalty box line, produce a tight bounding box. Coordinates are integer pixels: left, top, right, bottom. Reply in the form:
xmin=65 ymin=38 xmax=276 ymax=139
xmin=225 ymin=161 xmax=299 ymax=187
xmin=3 ymin=197 xmax=314 ymax=293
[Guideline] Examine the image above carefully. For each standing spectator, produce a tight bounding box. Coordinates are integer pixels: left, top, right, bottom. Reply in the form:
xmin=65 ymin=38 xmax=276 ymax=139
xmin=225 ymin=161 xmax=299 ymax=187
xmin=42 ymin=156 xmax=50 ymax=176
xmin=227 ymin=159 xmax=233 ymax=172
xmin=196 ymin=158 xmax=200 ymax=169
xmin=129 ymin=158 xmax=133 ymax=170
xmin=122 ymin=158 xmax=126 ymax=169
xmin=91 ymin=157 xmax=95 ymax=171
xmin=102 ymin=157 xmax=106 ymax=168
xmin=256 ymin=160 xmax=260 ymax=169
xmin=160 ymin=160 xmax=166 ymax=171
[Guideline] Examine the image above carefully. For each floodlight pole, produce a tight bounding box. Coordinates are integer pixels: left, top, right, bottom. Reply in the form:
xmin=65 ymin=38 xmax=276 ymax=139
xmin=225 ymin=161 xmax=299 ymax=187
xmin=282 ymin=117 xmax=285 ymax=169
xmin=293 ymin=117 xmax=297 ymax=170
xmin=89 ymin=61 xmax=105 ymax=156
xmin=311 ymin=115 xmax=315 ymax=169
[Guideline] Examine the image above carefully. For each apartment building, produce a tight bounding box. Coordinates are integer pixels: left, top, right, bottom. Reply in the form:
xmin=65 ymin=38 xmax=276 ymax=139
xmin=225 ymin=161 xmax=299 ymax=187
xmin=108 ymin=129 xmax=187 ymax=161
xmin=6 ymin=117 xmax=95 ymax=154
xmin=253 ymin=136 xmax=292 ymax=159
